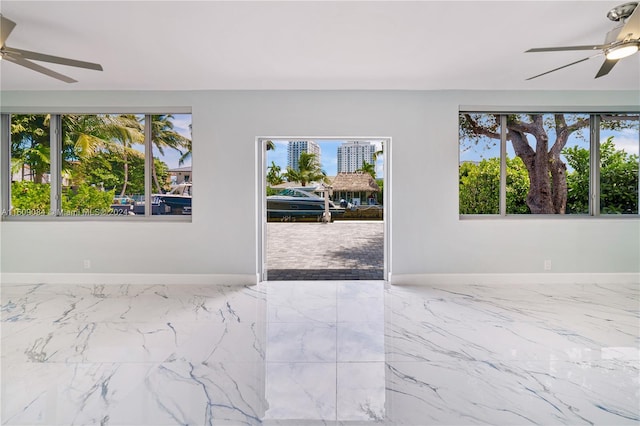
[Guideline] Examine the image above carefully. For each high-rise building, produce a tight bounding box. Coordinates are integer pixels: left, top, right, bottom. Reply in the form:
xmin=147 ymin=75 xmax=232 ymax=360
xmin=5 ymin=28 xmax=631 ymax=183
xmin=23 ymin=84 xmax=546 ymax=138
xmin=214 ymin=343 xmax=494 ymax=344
xmin=337 ymin=141 xmax=375 ymax=173
xmin=287 ymin=140 xmax=321 ymax=171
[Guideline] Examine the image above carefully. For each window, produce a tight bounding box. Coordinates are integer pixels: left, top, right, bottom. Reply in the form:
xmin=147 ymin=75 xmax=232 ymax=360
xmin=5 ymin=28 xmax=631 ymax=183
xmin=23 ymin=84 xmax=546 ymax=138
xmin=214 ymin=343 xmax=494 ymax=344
xmin=60 ymin=114 xmax=147 ymax=216
xmin=459 ymin=113 xmax=500 ymax=214
xmin=599 ymin=114 xmax=639 ymax=214
xmin=2 ymin=112 xmax=192 ymax=218
xmin=9 ymin=114 xmax=51 ymax=216
xmin=459 ymin=112 xmax=639 ymax=216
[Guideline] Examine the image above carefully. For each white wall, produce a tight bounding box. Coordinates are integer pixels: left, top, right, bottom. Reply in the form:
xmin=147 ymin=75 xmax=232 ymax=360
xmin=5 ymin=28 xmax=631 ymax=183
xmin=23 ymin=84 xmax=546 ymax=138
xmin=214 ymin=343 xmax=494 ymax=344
xmin=1 ymin=90 xmax=639 ymax=285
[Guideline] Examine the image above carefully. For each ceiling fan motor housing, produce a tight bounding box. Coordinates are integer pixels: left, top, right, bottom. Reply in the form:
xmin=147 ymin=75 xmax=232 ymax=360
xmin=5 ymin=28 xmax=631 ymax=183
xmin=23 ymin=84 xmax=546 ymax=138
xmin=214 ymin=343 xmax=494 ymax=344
xmin=607 ymin=2 xmax=638 ymax=22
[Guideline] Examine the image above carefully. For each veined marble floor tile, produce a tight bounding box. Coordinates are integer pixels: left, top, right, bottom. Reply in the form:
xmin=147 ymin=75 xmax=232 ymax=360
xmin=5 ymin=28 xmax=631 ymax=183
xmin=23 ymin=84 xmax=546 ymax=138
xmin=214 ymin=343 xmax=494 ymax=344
xmin=385 ymin=283 xmax=639 ymax=363
xmin=264 ymin=362 xmax=336 ymax=421
xmin=266 ymin=295 xmax=337 ymax=323
xmin=2 ymin=361 xmax=266 ymax=426
xmin=144 ymin=360 xmax=266 ymax=425
xmin=265 ymin=281 xmax=337 ymax=300
xmin=337 ymin=362 xmax=386 ymax=421
xmin=337 ymin=297 xmax=384 ymax=323
xmin=2 ymin=320 xmax=180 ymax=363
xmin=1 ymin=283 xmax=264 ymax=324
xmin=2 ymin=281 xmax=638 ymax=425
xmin=337 ymin=321 xmax=385 ymax=362
xmin=385 ymin=359 xmax=639 ymax=425
xmin=266 ymin=322 xmax=336 ymax=363
xmin=2 ymin=362 xmax=156 ymax=426
xmin=337 ymin=281 xmax=385 ymax=299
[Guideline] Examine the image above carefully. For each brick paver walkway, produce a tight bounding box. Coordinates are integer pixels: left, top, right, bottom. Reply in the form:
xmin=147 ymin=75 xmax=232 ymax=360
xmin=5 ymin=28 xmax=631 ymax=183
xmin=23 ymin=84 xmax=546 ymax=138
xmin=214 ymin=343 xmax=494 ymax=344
xmin=266 ymin=221 xmax=384 ymax=280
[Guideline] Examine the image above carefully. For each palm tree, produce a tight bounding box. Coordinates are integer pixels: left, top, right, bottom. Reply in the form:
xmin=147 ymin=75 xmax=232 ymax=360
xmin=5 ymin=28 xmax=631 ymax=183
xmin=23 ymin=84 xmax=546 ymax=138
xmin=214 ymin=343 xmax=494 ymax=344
xmin=267 ymin=161 xmax=284 ymax=186
xmin=284 ymin=152 xmax=328 ymax=186
xmin=62 ymin=114 xmax=121 ymax=161
xmin=266 ymin=140 xmax=275 ymax=151
xmin=11 ymin=114 xmax=145 ymax=194
xmin=62 ymin=114 xmax=144 ymax=195
xmin=150 ymin=114 xmax=191 ymax=192
xmin=178 ymin=139 xmax=192 ymax=166
xmin=10 ymin=114 xmax=51 ymax=183
xmin=178 ymin=123 xmax=193 ymax=166
xmin=357 ymin=160 xmax=376 ymax=178
xmin=109 ymin=114 xmax=144 ymax=196
xmin=372 ymin=141 xmax=383 ymax=162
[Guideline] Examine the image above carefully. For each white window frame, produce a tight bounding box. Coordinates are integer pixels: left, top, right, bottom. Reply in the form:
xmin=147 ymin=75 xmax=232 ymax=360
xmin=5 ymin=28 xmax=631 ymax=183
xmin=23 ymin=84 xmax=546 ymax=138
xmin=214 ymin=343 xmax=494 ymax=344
xmin=458 ymin=108 xmax=640 ymax=218
xmin=0 ymin=109 xmax=192 ymax=221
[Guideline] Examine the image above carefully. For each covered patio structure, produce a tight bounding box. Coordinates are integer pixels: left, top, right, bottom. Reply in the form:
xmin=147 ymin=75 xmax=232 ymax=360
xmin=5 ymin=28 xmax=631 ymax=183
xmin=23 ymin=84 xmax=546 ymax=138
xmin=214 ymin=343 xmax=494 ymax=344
xmin=331 ymin=171 xmax=380 ymax=206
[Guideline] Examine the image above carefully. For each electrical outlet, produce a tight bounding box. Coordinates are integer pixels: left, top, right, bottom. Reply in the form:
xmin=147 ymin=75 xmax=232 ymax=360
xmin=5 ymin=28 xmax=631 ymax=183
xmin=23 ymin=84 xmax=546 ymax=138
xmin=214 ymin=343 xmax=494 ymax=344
xmin=83 ymin=259 xmax=91 ymax=269
xmin=544 ymin=260 xmax=552 ymax=271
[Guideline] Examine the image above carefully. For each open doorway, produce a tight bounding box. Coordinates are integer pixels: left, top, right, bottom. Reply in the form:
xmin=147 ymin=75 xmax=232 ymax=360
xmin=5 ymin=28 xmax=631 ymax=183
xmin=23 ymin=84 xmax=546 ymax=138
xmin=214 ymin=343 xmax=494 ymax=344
xmin=257 ymin=137 xmax=391 ymax=282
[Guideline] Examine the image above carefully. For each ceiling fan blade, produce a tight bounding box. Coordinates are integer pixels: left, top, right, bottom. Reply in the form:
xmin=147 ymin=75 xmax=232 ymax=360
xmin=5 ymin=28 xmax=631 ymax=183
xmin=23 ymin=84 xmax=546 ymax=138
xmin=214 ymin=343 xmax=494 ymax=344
xmin=526 ymin=57 xmax=592 ymax=80
xmin=617 ymin=3 xmax=640 ymax=40
xmin=2 ymin=54 xmax=77 ymax=83
xmin=2 ymin=46 xmax=103 ymax=71
xmin=0 ymin=14 xmax=17 ymax=47
xmin=526 ymin=45 xmax=606 ymax=53
xmin=595 ymin=58 xmax=620 ymax=78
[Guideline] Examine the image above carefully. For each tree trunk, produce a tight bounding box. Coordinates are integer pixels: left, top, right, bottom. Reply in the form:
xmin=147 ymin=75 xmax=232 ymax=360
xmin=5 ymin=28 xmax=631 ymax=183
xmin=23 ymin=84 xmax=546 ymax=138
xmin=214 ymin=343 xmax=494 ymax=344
xmin=548 ymin=119 xmax=572 ymax=214
xmin=508 ymin=126 xmax=554 ymax=214
xmin=550 ymin=153 xmax=567 ymax=214
xmin=120 ymin=149 xmax=129 ymax=197
xmin=508 ymin=116 xmax=564 ymax=214
xmin=525 ymin=157 xmax=555 ymax=214
xmin=152 ymin=162 xmax=162 ymax=193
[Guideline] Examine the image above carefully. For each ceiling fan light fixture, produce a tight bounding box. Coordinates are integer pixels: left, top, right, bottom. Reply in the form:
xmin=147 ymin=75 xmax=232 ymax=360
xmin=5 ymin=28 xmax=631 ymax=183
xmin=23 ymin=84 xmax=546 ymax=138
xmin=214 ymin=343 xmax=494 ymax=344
xmin=605 ymin=42 xmax=639 ymax=59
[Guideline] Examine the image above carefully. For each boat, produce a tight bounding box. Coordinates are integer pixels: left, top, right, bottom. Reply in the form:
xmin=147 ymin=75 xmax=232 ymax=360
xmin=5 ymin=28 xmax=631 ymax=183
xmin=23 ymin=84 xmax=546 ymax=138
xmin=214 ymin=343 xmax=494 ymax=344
xmin=107 ymin=183 xmax=192 ymax=215
xmin=154 ymin=183 xmax=192 ymax=215
xmin=267 ymin=187 xmax=345 ymax=221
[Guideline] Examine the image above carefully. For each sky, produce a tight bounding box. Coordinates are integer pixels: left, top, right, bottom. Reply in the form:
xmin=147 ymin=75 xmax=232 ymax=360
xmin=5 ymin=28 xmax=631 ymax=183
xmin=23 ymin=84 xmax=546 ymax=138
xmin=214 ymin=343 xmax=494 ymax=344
xmin=267 ymin=139 xmax=384 ymax=178
xmin=459 ymin=121 xmax=639 ymax=164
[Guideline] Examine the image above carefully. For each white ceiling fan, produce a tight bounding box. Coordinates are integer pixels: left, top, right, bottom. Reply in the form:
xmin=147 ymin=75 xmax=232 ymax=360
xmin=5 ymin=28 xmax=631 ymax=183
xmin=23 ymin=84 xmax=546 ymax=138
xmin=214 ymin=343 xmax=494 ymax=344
xmin=0 ymin=14 xmax=103 ymax=83
xmin=526 ymin=2 xmax=640 ymax=80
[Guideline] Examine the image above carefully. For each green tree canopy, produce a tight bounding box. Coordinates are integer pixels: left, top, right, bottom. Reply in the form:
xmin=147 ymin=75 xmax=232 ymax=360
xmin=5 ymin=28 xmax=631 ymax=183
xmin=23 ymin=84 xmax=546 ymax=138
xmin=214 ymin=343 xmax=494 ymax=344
xmin=284 ymin=152 xmax=328 ymax=186
xmin=564 ymin=137 xmax=639 ymax=214
xmin=460 ymin=138 xmax=639 ymax=215
xmin=10 ymin=114 xmax=51 ymax=183
xmin=357 ymin=161 xmax=376 ymax=178
xmin=267 ymin=161 xmax=284 ymax=186
xmin=459 ymin=157 xmax=529 ymax=214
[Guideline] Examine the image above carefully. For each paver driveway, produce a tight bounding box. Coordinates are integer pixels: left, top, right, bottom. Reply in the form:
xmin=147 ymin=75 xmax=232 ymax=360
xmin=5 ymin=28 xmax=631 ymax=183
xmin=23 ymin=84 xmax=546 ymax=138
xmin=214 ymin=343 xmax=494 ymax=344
xmin=266 ymin=221 xmax=384 ymax=280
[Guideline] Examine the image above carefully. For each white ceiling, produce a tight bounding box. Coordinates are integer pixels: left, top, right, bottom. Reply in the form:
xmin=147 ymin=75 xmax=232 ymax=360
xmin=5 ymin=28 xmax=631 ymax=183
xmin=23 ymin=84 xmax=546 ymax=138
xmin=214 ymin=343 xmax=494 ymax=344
xmin=1 ymin=0 xmax=639 ymax=91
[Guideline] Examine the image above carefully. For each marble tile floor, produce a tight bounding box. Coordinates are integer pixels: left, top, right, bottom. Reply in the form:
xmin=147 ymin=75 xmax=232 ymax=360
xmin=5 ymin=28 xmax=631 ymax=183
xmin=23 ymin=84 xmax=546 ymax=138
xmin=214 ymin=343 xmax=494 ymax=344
xmin=1 ymin=281 xmax=638 ymax=425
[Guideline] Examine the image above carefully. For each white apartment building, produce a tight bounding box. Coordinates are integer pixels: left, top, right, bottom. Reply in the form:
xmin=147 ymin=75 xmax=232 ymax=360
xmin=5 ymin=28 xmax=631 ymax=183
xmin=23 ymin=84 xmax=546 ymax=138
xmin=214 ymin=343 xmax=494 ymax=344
xmin=287 ymin=140 xmax=321 ymax=171
xmin=337 ymin=141 xmax=375 ymax=173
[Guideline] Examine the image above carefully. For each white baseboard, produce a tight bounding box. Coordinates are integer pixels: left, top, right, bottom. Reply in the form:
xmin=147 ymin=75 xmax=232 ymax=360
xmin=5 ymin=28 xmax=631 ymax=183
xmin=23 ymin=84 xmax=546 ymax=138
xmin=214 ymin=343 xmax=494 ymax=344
xmin=390 ymin=273 xmax=640 ymax=286
xmin=3 ymin=272 xmax=638 ymax=287
xmin=0 ymin=273 xmax=257 ymax=286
